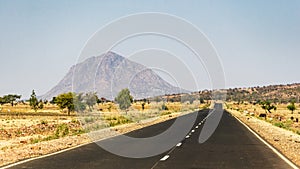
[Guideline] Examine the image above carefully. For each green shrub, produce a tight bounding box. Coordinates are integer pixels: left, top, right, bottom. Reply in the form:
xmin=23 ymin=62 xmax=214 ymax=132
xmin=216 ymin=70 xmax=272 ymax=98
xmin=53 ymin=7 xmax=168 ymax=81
xmin=43 ymin=135 xmax=58 ymax=141
xmin=106 ymin=116 xmax=132 ymax=127
xmin=55 ymin=123 xmax=69 ymax=138
xmin=273 ymin=121 xmax=291 ymax=129
xmin=40 ymin=120 xmax=48 ymax=125
xmin=84 ymin=117 xmax=95 ymax=123
xmin=72 ymin=128 xmax=86 ymax=135
xmin=160 ymin=111 xmax=171 ymax=116
xmin=30 ymin=137 xmax=41 ymax=144
xmin=274 ymin=122 xmax=284 ymax=128
xmin=71 ymin=119 xmax=78 ymax=123
xmin=161 ymin=104 xmax=168 ymax=110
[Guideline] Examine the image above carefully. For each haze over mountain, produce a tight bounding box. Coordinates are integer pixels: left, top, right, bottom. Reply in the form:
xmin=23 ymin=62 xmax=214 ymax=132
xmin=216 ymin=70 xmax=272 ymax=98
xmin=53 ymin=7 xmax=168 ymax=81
xmin=42 ymin=52 xmax=188 ymax=100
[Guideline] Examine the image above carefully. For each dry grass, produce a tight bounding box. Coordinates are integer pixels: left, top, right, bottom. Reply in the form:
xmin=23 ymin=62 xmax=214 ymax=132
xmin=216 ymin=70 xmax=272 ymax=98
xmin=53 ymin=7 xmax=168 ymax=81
xmin=0 ymin=101 xmax=208 ymax=167
xmin=0 ymin=101 xmax=205 ymax=147
xmin=0 ymin=103 xmax=59 ymax=114
xmin=226 ymin=102 xmax=300 ymax=135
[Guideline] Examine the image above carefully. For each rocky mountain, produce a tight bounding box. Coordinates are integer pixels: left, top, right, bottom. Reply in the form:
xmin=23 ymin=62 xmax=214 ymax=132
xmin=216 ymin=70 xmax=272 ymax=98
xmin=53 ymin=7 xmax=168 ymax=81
xmin=42 ymin=52 xmax=188 ymax=100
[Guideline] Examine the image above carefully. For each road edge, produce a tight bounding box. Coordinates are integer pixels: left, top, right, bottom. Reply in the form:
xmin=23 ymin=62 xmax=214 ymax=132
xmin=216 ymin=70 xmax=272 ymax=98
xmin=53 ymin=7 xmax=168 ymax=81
xmin=228 ymin=111 xmax=299 ymax=169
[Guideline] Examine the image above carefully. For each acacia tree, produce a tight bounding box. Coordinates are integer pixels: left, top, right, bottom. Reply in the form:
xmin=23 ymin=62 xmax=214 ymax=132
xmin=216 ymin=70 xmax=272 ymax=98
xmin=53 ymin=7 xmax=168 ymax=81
xmin=115 ymin=88 xmax=133 ymax=112
xmin=55 ymin=92 xmax=87 ymax=115
xmin=0 ymin=94 xmax=21 ymax=106
xmin=287 ymin=101 xmax=296 ymax=114
xmin=55 ymin=92 xmax=76 ymax=115
xmin=260 ymin=100 xmax=276 ymax=113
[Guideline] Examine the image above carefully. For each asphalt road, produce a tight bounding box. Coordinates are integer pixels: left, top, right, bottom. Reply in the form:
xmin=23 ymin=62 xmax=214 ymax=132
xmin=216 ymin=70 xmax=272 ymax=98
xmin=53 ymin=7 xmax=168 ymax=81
xmin=7 ymin=104 xmax=294 ymax=169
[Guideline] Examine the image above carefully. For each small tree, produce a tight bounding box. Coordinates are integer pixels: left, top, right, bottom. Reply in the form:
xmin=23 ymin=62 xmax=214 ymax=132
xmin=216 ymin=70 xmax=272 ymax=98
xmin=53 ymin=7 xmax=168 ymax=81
xmin=55 ymin=92 xmax=88 ymax=115
xmin=29 ymin=90 xmax=39 ymax=112
xmin=260 ymin=100 xmax=276 ymax=113
xmin=161 ymin=103 xmax=168 ymax=110
xmin=85 ymin=92 xmax=98 ymax=111
xmin=55 ymin=92 xmax=75 ymax=115
xmin=287 ymin=101 xmax=296 ymax=114
xmin=74 ymin=93 xmax=86 ymax=112
xmin=2 ymin=94 xmax=21 ymax=106
xmin=141 ymin=102 xmax=146 ymax=111
xmin=50 ymin=97 xmax=56 ymax=104
xmin=43 ymin=100 xmax=48 ymax=104
xmin=115 ymin=88 xmax=133 ymax=112
xmin=38 ymin=99 xmax=44 ymax=109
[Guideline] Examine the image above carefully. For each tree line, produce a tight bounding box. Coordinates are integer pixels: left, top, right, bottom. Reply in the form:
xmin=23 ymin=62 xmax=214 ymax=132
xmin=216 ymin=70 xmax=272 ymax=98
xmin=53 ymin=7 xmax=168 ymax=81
xmin=0 ymin=88 xmax=205 ymax=115
xmin=0 ymin=89 xmax=135 ymax=115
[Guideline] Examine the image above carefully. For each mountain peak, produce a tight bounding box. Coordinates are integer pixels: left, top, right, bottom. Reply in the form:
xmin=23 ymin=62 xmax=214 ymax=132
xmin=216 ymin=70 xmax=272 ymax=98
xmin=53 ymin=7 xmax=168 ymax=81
xmin=42 ymin=52 xmax=187 ymax=100
xmin=100 ymin=51 xmax=125 ymax=66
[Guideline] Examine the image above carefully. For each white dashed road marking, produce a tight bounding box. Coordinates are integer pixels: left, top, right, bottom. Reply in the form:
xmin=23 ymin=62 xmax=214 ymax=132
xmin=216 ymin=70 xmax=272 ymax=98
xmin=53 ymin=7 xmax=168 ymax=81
xmin=160 ymin=155 xmax=170 ymax=161
xmin=176 ymin=143 xmax=182 ymax=147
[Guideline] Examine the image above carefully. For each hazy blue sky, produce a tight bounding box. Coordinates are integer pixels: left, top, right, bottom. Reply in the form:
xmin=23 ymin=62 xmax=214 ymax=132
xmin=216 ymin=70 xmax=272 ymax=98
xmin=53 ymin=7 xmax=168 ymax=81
xmin=0 ymin=0 xmax=300 ymax=98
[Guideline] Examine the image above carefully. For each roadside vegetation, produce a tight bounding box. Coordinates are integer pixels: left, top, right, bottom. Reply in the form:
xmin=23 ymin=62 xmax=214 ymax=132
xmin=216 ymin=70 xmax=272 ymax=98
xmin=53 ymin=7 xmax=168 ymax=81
xmin=0 ymin=88 xmax=207 ymax=151
xmin=1 ymin=83 xmax=299 ymax=167
xmin=226 ymin=101 xmax=300 ymax=135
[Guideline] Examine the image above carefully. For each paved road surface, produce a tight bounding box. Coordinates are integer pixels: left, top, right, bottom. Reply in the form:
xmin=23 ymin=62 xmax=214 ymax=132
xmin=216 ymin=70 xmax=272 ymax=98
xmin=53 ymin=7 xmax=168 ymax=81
xmin=6 ymin=104 xmax=294 ymax=169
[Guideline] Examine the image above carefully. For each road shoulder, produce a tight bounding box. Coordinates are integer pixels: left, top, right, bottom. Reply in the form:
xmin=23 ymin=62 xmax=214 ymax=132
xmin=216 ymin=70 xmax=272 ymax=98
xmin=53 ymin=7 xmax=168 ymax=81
xmin=227 ymin=108 xmax=300 ymax=168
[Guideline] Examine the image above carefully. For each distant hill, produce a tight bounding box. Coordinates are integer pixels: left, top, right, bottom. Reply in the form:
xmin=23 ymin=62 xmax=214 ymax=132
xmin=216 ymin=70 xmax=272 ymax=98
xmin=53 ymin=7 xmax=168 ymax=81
xmin=225 ymin=83 xmax=300 ymax=103
xmin=149 ymin=83 xmax=300 ymax=104
xmin=41 ymin=52 xmax=188 ymax=100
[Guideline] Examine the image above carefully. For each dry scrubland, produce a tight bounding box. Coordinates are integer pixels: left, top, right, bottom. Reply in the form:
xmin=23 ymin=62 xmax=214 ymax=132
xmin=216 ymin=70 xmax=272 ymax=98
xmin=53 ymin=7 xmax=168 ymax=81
xmin=0 ymin=101 xmax=207 ymax=167
xmin=226 ymin=102 xmax=300 ymax=135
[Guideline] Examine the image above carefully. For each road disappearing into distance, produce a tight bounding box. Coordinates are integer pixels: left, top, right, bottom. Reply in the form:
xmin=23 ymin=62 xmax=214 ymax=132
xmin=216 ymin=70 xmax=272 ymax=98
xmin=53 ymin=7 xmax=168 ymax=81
xmin=8 ymin=104 xmax=294 ymax=169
